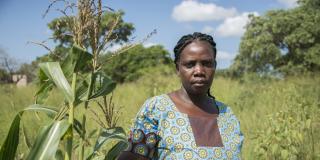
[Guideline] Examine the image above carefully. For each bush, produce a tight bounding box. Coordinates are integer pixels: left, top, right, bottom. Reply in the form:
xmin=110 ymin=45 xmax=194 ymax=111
xmin=102 ymin=44 xmax=173 ymax=83
xmin=253 ymin=85 xmax=318 ymax=159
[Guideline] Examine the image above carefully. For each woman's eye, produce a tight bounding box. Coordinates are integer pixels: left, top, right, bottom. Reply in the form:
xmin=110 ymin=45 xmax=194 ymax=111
xmin=203 ymin=61 xmax=213 ymax=67
xmin=184 ymin=62 xmax=195 ymax=68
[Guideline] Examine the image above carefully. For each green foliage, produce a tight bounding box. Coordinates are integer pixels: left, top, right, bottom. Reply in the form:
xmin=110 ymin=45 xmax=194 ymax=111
xmin=232 ymin=0 xmax=320 ymax=76
xmin=48 ymin=10 xmax=134 ymax=47
xmin=87 ymin=127 xmax=127 ymax=159
xmin=16 ymin=63 xmax=37 ymax=82
xmin=0 ymin=113 xmax=21 ymax=160
xmin=0 ymin=48 xmax=18 ymax=82
xmin=39 ymin=62 xmax=74 ymax=103
xmin=0 ymin=2 xmax=137 ymax=159
xmin=137 ymin=65 xmax=177 ymax=96
xmin=102 ymin=44 xmax=173 ymax=83
xmin=89 ymin=72 xmax=116 ymax=99
xmin=0 ymin=1 xmax=138 ymax=157
xmin=0 ymin=105 xmax=58 ymax=160
xmin=61 ymin=45 xmax=93 ymax=78
xmin=105 ymin=141 xmax=128 ymax=160
xmin=0 ymin=43 xmax=118 ymax=159
xmin=0 ymin=68 xmax=9 ymax=83
xmin=254 ymin=95 xmax=316 ymax=159
xmin=1 ymin=70 xmax=319 ymax=159
xmin=26 ymin=120 xmax=70 ymax=160
xmin=27 ymin=10 xmax=135 ymax=83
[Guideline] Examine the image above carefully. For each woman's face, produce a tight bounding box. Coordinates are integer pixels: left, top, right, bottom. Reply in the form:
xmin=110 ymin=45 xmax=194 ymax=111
xmin=177 ymin=40 xmax=216 ymax=95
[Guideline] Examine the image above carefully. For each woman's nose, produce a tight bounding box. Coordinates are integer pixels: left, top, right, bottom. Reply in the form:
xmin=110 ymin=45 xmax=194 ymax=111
xmin=194 ymin=64 xmax=205 ymax=75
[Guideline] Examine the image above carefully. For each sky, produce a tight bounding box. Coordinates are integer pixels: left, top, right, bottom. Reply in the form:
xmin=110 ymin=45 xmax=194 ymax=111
xmin=0 ymin=0 xmax=298 ymax=69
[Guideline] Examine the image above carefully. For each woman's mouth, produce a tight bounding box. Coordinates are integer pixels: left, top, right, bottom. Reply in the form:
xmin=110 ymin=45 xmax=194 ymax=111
xmin=192 ymin=80 xmax=206 ymax=87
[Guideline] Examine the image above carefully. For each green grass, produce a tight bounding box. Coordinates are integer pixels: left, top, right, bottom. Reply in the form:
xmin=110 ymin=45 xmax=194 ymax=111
xmin=1 ymin=73 xmax=319 ymax=159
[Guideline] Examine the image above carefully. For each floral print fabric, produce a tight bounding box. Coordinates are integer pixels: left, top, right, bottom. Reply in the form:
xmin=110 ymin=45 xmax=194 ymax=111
xmin=130 ymin=94 xmax=244 ymax=160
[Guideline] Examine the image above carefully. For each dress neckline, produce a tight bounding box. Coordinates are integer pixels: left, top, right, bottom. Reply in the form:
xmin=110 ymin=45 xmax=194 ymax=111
xmin=162 ymin=94 xmax=220 ymax=118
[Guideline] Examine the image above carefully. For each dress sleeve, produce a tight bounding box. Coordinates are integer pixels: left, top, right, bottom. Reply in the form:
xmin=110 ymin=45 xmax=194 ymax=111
xmin=118 ymin=97 xmax=160 ymax=160
xmin=227 ymin=107 xmax=244 ymax=159
xmin=130 ymin=97 xmax=160 ymax=134
xmin=234 ymin=116 xmax=244 ymax=159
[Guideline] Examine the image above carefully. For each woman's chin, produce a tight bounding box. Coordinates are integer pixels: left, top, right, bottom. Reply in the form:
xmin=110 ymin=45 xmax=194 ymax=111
xmin=189 ymin=85 xmax=209 ymax=95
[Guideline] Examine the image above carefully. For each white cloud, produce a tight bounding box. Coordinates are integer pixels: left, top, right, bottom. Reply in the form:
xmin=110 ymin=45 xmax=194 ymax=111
xmin=277 ymin=0 xmax=298 ymax=8
xmin=215 ymin=12 xmax=258 ymax=37
xmin=216 ymin=51 xmax=236 ymax=61
xmin=172 ymin=0 xmax=237 ymax=22
xmin=143 ymin=42 xmax=157 ymax=48
xmin=202 ymin=26 xmax=215 ymax=34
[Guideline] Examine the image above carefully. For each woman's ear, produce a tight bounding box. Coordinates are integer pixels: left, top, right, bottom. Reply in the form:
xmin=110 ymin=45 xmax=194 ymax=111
xmin=175 ymin=63 xmax=180 ymax=76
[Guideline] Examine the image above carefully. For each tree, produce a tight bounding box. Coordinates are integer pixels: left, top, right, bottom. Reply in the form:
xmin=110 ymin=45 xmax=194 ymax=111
xmin=102 ymin=44 xmax=173 ymax=83
xmin=0 ymin=68 xmax=9 ymax=83
xmin=0 ymin=1 xmax=131 ymax=159
xmin=0 ymin=48 xmax=19 ymax=82
xmin=31 ymin=10 xmax=134 ymax=64
xmin=231 ymin=0 xmax=320 ymax=76
xmin=16 ymin=63 xmax=38 ymax=81
xmin=49 ymin=10 xmax=134 ymax=47
xmin=0 ymin=47 xmax=36 ymax=83
xmin=27 ymin=9 xmax=135 ymax=83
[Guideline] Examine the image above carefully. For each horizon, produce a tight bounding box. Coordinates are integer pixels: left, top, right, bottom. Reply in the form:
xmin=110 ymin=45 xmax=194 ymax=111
xmin=0 ymin=0 xmax=298 ymax=69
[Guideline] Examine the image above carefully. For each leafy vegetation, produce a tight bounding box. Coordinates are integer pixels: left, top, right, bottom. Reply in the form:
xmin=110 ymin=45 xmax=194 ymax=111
xmin=0 ymin=48 xmax=18 ymax=83
xmin=0 ymin=0 xmax=134 ymax=159
xmin=101 ymin=44 xmax=173 ymax=83
xmin=0 ymin=8 xmax=136 ymax=84
xmin=231 ymin=0 xmax=320 ymax=76
xmin=1 ymin=0 xmax=320 ymax=159
xmin=1 ymin=70 xmax=319 ymax=159
xmin=252 ymin=83 xmax=317 ymax=159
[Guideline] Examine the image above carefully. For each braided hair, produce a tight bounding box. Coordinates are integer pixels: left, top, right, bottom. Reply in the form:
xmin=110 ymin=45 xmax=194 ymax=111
xmin=173 ymin=32 xmax=217 ymax=99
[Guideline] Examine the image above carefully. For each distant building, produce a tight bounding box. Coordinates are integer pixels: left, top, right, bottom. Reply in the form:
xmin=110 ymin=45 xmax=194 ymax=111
xmin=12 ymin=74 xmax=28 ymax=87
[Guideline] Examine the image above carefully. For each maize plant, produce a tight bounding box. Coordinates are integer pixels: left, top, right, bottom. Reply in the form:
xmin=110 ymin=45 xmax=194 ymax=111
xmin=0 ymin=0 xmax=133 ymax=159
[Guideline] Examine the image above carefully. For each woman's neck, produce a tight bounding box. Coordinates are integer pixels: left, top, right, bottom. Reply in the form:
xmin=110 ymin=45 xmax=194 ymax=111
xmin=169 ymin=87 xmax=218 ymax=115
xmin=178 ymin=87 xmax=208 ymax=105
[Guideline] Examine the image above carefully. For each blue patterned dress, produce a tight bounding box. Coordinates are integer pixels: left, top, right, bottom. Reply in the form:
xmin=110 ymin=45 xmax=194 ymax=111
xmin=129 ymin=94 xmax=244 ymax=160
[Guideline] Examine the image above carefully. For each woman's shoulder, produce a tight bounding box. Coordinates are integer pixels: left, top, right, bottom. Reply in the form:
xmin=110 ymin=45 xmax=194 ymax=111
xmin=215 ymin=100 xmax=236 ymax=115
xmin=140 ymin=94 xmax=172 ymax=112
xmin=144 ymin=94 xmax=169 ymax=101
xmin=143 ymin=94 xmax=171 ymax=105
xmin=215 ymin=100 xmax=243 ymax=134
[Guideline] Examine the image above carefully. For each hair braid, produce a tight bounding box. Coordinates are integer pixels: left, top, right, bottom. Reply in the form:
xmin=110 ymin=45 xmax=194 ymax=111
xmin=174 ymin=32 xmax=217 ymax=99
xmin=174 ymin=32 xmax=217 ymax=64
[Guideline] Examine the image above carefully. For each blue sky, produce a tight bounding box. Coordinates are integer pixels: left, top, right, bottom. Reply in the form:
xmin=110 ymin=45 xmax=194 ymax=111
xmin=0 ymin=0 xmax=298 ymax=68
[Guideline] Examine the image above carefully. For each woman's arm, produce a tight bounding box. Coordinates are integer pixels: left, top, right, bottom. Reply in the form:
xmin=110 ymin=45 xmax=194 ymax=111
xmin=117 ymin=97 xmax=160 ymax=160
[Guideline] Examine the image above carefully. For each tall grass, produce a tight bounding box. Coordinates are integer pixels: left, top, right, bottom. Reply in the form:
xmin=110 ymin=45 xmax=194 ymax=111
xmin=0 ymin=84 xmax=64 ymax=158
xmin=1 ymin=71 xmax=319 ymax=159
xmin=214 ymin=75 xmax=320 ymax=159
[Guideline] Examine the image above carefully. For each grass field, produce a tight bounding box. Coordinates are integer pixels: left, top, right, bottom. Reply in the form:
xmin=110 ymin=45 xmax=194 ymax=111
xmin=0 ymin=72 xmax=319 ymax=159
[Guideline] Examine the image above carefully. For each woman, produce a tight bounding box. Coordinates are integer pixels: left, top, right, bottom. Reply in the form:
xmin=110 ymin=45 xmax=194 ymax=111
xmin=118 ymin=32 xmax=244 ymax=159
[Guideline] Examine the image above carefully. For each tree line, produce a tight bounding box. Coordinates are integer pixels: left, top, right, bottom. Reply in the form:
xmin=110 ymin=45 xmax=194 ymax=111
xmin=230 ymin=0 xmax=320 ymax=77
xmin=1 ymin=0 xmax=319 ymax=84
